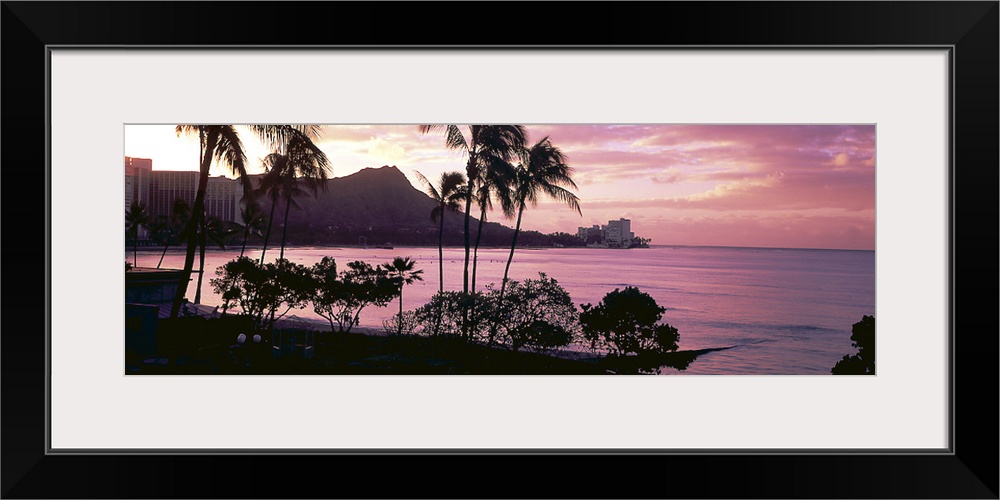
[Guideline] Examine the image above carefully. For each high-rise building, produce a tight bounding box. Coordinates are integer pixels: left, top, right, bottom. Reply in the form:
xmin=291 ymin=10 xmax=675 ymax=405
xmin=577 ymin=224 xmax=603 ymax=241
xmin=126 ymin=156 xmax=245 ymax=225
xmin=205 ymin=175 xmax=245 ymax=222
xmin=578 ymin=219 xmax=635 ymax=246
xmin=604 ymin=218 xmax=632 ymax=247
xmin=124 ymin=175 xmax=134 ymax=211
xmin=124 ymin=156 xmax=152 ymax=209
xmin=149 ymin=170 xmax=198 ymax=223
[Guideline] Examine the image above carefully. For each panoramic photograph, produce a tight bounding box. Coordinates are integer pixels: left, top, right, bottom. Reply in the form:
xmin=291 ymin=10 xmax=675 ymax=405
xmin=124 ymin=124 xmax=875 ymax=375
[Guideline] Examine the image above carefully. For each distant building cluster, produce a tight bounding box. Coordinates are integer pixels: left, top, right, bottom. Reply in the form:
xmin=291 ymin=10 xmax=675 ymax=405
xmin=577 ymin=218 xmax=647 ymax=248
xmin=125 ymin=156 xmax=244 ymax=223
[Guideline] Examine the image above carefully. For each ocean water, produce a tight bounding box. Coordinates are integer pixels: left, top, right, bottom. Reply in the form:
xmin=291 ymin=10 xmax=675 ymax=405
xmin=139 ymin=245 xmax=875 ymax=375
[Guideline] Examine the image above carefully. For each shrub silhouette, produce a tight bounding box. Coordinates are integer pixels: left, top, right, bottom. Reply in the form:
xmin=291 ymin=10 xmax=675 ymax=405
xmin=579 ymin=286 xmax=679 ymax=357
xmin=414 ymin=291 xmax=491 ymax=340
xmin=831 ymin=315 xmax=875 ymax=375
xmin=491 ymin=273 xmax=579 ymax=352
xmin=211 ymin=257 xmax=312 ymax=331
xmin=310 ymin=257 xmax=398 ymax=333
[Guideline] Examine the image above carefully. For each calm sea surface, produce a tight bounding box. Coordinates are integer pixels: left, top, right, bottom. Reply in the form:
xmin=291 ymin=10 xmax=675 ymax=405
xmin=140 ymin=245 xmax=875 ymax=375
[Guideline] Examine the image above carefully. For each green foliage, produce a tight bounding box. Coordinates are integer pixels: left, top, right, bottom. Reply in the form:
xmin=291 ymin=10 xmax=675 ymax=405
xmin=309 ymin=257 xmax=398 ymax=333
xmin=210 ymin=257 xmax=312 ymax=331
xmin=579 ymin=286 xmax=680 ymax=357
xmin=831 ymin=315 xmax=875 ymax=375
xmin=492 ymin=273 xmax=578 ymax=352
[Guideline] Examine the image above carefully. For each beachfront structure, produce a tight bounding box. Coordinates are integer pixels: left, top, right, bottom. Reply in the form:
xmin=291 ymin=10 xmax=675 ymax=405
xmin=576 ymin=224 xmax=603 ymax=241
xmin=605 ymin=218 xmax=633 ymax=247
xmin=578 ymin=218 xmax=635 ymax=247
xmin=204 ymin=175 xmax=244 ymax=222
xmin=125 ymin=156 xmax=153 ymax=208
xmin=124 ymin=175 xmax=134 ymax=211
xmin=148 ymin=169 xmax=197 ymax=221
xmin=126 ymin=156 xmax=245 ymax=224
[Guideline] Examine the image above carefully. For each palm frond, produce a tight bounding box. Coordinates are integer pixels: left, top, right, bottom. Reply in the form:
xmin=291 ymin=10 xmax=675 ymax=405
xmin=285 ymin=130 xmax=333 ymax=195
xmin=175 ymin=125 xmax=201 ymax=138
xmin=472 ymin=125 xmax=527 ymax=162
xmin=440 ymin=171 xmax=466 ymax=197
xmin=413 ymin=171 xmax=442 ymax=201
xmin=214 ymin=125 xmax=248 ymax=181
xmin=542 ymin=185 xmax=582 ymax=215
xmin=444 ymin=125 xmax=469 ymax=152
xmin=420 ymin=125 xmax=470 ymax=154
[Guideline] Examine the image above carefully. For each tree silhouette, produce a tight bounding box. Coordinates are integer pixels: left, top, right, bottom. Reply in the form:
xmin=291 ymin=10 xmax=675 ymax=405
xmin=580 ymin=286 xmax=680 ymax=357
xmin=414 ymin=170 xmax=465 ymax=293
xmin=256 ymin=129 xmax=332 ymax=262
xmin=125 ymin=201 xmax=149 ymax=266
xmin=238 ymin=199 xmax=267 ymax=258
xmin=418 ymin=125 xmax=527 ymax=295
xmin=469 ymin=154 xmax=517 ymax=294
xmin=170 ymin=125 xmax=325 ymax=318
xmin=831 ymin=315 xmax=875 ymax=374
xmin=146 ymin=216 xmax=172 ymax=268
xmin=383 ymin=256 xmax=424 ymax=335
xmin=194 ymin=215 xmax=235 ymax=304
xmin=497 ymin=136 xmax=580 ymax=326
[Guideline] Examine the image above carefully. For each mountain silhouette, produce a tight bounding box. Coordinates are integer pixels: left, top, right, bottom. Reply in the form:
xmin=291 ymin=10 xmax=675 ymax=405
xmin=255 ymin=165 xmax=540 ymax=247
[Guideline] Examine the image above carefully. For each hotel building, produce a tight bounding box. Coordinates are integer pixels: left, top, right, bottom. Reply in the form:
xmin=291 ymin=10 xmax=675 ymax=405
xmin=577 ymin=218 xmax=635 ymax=247
xmin=126 ymin=156 xmax=245 ymax=224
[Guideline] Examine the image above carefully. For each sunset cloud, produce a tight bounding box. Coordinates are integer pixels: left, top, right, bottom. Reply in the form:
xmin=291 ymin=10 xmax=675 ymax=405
xmin=367 ymin=136 xmax=406 ymax=162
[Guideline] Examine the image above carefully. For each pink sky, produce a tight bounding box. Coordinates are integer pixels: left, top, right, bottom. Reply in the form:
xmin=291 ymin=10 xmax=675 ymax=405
xmin=125 ymin=124 xmax=875 ymax=250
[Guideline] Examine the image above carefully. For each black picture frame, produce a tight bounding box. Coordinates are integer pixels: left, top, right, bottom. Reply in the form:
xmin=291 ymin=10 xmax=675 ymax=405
xmin=3 ymin=2 xmax=996 ymax=498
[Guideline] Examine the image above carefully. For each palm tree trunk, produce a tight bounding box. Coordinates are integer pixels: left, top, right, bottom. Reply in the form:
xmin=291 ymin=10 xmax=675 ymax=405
xmin=195 ymin=212 xmax=206 ymax=304
xmin=279 ymin=198 xmax=291 ymax=261
xmin=437 ymin=204 xmax=445 ymax=293
xmin=460 ymin=191 xmax=473 ymax=340
xmin=268 ymin=198 xmax=291 ymax=340
xmin=133 ymin=235 xmax=139 ymax=267
xmin=170 ymin=140 xmax=213 ymax=319
xmin=397 ymin=289 xmax=404 ymax=335
xmin=260 ymin=196 xmax=278 ymax=263
xmin=240 ymin=228 xmax=249 ymax=258
xmin=462 ymin=193 xmax=472 ymax=294
xmin=491 ymin=205 xmax=524 ymax=346
xmin=500 ymin=206 xmax=524 ymax=300
xmin=471 ymin=204 xmax=487 ymax=294
xmin=157 ymin=242 xmax=168 ymax=268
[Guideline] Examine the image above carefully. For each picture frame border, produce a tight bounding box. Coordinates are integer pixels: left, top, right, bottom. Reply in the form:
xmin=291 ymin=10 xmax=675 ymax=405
xmin=3 ymin=2 xmax=996 ymax=498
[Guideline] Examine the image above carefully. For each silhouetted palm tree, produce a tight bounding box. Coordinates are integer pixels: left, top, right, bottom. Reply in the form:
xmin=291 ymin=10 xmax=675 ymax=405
xmin=152 ymin=199 xmax=192 ymax=268
xmin=492 ymin=137 xmax=580 ymax=344
xmin=414 ymin=170 xmax=465 ymax=293
xmin=147 ymin=217 xmax=171 ymax=268
xmin=383 ymin=257 xmax=424 ymax=335
xmin=470 ymin=155 xmax=517 ymax=294
xmin=194 ymin=215 xmax=236 ymax=304
xmin=418 ymin=125 xmax=527 ymax=294
xmin=238 ymin=200 xmax=267 ymax=258
xmin=125 ymin=201 xmax=150 ymax=266
xmin=170 ymin=125 xmax=322 ymax=319
xmin=257 ymin=130 xmax=332 ymax=262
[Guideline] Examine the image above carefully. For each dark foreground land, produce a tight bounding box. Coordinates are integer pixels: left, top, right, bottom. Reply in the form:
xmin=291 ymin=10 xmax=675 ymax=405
xmin=126 ymin=317 xmax=724 ymax=375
